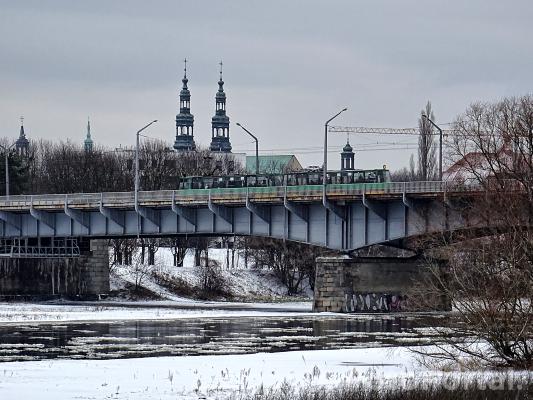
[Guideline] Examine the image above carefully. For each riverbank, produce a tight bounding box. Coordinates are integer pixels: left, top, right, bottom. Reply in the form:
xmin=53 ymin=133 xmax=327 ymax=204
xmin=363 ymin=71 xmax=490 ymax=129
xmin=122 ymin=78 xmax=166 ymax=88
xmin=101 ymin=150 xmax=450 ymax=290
xmin=109 ymin=248 xmax=313 ymax=302
xmin=1 ymin=346 xmax=530 ymax=400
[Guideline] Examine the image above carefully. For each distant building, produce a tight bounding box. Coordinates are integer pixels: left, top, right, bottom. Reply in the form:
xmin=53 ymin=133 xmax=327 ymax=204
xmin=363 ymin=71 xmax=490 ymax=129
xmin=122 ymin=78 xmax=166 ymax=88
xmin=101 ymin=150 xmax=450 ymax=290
xmin=174 ymin=59 xmax=196 ymax=152
xmin=443 ymin=141 xmax=518 ymax=184
xmin=245 ymin=155 xmax=302 ymax=174
xmin=340 ymin=140 xmax=354 ymax=171
xmin=15 ymin=117 xmax=29 ymax=156
xmin=84 ymin=118 xmax=94 ymax=153
xmin=209 ymin=62 xmax=232 ymax=153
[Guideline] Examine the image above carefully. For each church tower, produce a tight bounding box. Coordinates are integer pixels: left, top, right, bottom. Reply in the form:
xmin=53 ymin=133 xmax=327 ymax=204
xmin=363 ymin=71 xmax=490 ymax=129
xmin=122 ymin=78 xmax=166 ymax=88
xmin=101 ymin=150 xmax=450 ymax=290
xmin=209 ymin=61 xmax=232 ymax=153
xmin=15 ymin=116 xmax=29 ymax=156
xmin=174 ymin=59 xmax=196 ymax=152
xmin=84 ymin=117 xmax=94 ymax=153
xmin=341 ymin=139 xmax=355 ymax=171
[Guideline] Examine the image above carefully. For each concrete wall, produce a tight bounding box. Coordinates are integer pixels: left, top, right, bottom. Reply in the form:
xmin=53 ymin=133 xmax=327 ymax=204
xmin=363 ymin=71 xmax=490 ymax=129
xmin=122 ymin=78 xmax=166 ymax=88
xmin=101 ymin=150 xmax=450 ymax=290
xmin=313 ymin=256 xmax=450 ymax=312
xmin=0 ymin=239 xmax=109 ymax=299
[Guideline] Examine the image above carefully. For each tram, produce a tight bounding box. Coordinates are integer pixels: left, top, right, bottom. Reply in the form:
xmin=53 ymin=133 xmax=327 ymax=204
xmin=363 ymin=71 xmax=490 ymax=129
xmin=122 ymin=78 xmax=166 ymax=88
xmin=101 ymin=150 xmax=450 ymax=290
xmin=178 ymin=167 xmax=390 ymax=190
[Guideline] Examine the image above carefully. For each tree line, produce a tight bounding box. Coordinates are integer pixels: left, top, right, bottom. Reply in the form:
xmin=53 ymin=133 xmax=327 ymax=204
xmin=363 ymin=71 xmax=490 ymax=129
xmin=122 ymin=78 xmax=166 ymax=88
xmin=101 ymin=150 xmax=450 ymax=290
xmin=5 ymin=138 xmax=241 ymax=195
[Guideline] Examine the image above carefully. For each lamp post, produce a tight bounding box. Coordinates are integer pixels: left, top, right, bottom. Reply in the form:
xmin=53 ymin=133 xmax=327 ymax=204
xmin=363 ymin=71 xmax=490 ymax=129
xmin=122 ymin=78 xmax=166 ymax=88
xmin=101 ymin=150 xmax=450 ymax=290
xmin=422 ymin=114 xmax=443 ymax=180
xmin=236 ymin=122 xmax=259 ymax=176
xmin=0 ymin=142 xmax=16 ymax=198
xmin=134 ymin=120 xmax=158 ymax=233
xmin=323 ymin=108 xmax=348 ymax=187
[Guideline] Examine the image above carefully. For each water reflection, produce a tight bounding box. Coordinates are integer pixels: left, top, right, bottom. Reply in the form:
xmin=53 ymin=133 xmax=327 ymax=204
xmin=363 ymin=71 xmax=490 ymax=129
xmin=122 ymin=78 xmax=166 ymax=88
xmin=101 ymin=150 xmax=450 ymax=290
xmin=0 ymin=315 xmax=445 ymax=362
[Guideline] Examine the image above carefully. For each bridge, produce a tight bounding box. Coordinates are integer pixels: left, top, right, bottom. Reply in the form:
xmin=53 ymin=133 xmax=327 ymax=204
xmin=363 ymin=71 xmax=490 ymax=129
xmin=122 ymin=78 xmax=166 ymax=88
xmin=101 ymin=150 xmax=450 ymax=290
xmin=0 ymin=181 xmax=477 ymax=254
xmin=0 ymin=180 xmax=484 ymax=309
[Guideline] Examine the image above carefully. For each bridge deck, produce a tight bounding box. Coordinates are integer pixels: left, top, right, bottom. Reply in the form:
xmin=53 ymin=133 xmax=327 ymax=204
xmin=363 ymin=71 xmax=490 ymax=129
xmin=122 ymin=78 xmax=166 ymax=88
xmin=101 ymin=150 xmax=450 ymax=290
xmin=0 ymin=181 xmax=480 ymax=251
xmin=0 ymin=181 xmax=470 ymax=211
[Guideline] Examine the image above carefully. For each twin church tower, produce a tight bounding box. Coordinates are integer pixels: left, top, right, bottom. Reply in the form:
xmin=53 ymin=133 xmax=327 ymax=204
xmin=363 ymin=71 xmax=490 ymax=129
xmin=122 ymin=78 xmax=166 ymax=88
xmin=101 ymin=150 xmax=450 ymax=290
xmin=173 ymin=60 xmax=231 ymax=153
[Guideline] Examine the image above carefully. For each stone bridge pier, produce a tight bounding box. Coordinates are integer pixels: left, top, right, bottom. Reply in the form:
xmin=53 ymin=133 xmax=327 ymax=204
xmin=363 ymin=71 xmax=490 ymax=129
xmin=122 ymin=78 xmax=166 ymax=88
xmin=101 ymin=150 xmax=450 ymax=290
xmin=0 ymin=239 xmax=109 ymax=300
xmin=313 ymin=256 xmax=450 ymax=312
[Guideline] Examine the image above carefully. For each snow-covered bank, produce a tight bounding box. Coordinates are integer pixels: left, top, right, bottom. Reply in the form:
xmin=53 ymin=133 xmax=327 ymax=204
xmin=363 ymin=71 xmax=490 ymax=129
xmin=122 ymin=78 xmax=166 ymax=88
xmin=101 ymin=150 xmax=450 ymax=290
xmin=0 ymin=301 xmax=313 ymax=324
xmin=0 ymin=347 xmax=423 ymax=400
xmin=110 ymin=248 xmax=313 ymax=302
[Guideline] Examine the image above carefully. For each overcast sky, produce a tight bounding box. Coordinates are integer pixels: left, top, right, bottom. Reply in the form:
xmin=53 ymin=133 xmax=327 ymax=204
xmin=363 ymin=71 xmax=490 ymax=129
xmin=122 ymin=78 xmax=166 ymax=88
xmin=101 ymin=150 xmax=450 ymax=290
xmin=1 ymin=1 xmax=532 ymax=170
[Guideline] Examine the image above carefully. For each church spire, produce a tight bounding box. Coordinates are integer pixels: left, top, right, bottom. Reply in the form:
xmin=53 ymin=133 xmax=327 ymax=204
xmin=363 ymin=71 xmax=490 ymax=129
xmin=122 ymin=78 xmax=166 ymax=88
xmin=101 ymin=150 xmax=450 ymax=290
xmin=341 ymin=135 xmax=354 ymax=171
xmin=210 ymin=61 xmax=232 ymax=153
xmin=15 ymin=116 xmax=29 ymax=156
xmin=174 ymin=58 xmax=196 ymax=152
xmin=84 ymin=117 xmax=94 ymax=153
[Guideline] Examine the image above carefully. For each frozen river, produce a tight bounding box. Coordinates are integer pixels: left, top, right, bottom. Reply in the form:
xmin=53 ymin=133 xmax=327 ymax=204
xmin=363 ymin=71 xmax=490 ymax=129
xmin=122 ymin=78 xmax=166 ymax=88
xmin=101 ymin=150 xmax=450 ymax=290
xmin=0 ymin=302 xmax=454 ymax=399
xmin=0 ymin=305 xmax=448 ymax=362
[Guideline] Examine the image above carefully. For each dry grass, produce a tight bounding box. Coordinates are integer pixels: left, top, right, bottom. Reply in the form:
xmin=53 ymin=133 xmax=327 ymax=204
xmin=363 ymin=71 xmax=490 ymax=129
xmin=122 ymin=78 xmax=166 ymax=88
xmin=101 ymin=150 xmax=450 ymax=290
xmin=239 ymin=375 xmax=533 ymax=400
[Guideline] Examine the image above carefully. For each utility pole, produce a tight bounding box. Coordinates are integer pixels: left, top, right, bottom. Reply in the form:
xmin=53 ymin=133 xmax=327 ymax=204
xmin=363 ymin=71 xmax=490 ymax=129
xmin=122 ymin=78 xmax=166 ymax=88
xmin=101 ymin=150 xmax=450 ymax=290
xmin=0 ymin=142 xmax=16 ymax=198
xmin=236 ymin=123 xmax=259 ymax=176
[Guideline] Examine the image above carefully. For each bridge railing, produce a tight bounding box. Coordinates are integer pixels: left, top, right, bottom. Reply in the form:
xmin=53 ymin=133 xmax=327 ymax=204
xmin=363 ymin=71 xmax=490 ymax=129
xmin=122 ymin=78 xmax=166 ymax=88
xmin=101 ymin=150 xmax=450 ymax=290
xmin=0 ymin=180 xmax=486 ymax=209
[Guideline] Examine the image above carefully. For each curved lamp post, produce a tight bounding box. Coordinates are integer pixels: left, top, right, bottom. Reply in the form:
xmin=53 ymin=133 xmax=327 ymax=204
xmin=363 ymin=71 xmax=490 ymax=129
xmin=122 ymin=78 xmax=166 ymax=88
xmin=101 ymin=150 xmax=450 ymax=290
xmin=323 ymin=108 xmax=348 ymax=187
xmin=422 ymin=114 xmax=443 ymax=180
xmin=236 ymin=122 xmax=259 ymax=176
xmin=134 ymin=119 xmax=158 ymax=237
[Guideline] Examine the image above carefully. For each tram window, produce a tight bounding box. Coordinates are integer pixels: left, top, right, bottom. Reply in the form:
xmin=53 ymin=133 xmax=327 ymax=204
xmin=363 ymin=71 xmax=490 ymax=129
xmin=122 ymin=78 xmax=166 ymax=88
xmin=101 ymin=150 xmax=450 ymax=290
xmin=257 ymin=176 xmax=268 ymax=186
xmin=297 ymin=174 xmax=307 ymax=185
xmin=203 ymin=178 xmax=213 ymax=189
xmin=287 ymin=174 xmax=297 ymax=186
xmin=308 ymin=173 xmax=320 ymax=185
xmin=214 ymin=177 xmax=225 ymax=188
xmin=247 ymin=176 xmax=257 ymax=187
xmin=270 ymin=175 xmax=283 ymax=186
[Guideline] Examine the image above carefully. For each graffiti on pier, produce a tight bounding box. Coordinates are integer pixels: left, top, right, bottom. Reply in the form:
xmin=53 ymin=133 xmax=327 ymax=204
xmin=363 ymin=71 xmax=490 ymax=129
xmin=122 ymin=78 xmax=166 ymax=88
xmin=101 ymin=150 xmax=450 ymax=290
xmin=344 ymin=292 xmax=406 ymax=312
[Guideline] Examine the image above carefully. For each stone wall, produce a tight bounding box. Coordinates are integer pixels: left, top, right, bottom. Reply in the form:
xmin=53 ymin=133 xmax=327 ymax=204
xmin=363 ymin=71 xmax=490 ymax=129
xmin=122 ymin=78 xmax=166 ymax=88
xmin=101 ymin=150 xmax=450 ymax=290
xmin=313 ymin=256 xmax=450 ymax=312
xmin=0 ymin=239 xmax=109 ymax=299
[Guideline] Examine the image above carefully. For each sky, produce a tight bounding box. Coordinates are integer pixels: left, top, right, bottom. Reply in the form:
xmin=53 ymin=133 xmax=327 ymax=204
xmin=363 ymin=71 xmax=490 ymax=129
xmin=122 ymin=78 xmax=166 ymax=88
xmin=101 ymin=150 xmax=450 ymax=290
xmin=1 ymin=0 xmax=532 ymax=171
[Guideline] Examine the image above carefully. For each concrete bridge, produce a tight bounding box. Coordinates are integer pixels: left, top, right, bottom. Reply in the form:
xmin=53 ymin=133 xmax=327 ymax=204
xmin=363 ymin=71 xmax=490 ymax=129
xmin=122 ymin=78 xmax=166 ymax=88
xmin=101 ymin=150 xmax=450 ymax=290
xmin=0 ymin=181 xmax=477 ymax=254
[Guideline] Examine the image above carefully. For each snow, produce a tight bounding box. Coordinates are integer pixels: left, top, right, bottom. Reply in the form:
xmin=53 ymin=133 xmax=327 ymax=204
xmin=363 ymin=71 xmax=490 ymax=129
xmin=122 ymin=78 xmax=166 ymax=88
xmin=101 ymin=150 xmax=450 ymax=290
xmin=0 ymin=302 xmax=313 ymax=324
xmin=0 ymin=346 xmax=425 ymax=400
xmin=158 ymin=247 xmax=248 ymax=270
xmin=110 ymin=248 xmax=313 ymax=301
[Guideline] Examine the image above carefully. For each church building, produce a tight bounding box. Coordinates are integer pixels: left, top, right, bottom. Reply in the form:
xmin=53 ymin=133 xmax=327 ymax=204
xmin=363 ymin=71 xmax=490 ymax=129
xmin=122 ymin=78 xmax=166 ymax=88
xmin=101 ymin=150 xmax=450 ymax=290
xmin=173 ymin=59 xmax=196 ymax=152
xmin=209 ymin=62 xmax=232 ymax=153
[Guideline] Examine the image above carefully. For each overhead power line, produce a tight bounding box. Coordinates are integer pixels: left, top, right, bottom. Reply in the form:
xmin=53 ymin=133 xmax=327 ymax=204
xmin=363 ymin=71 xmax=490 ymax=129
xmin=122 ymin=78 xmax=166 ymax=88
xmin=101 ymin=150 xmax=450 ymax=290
xmin=329 ymin=125 xmax=456 ymax=136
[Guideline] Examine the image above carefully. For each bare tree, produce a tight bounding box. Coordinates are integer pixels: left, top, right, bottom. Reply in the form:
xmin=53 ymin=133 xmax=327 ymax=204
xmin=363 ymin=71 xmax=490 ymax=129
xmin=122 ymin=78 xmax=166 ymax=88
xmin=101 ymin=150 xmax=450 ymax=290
xmin=390 ymin=154 xmax=418 ymax=182
xmin=417 ymin=101 xmax=438 ymax=181
xmin=128 ymin=251 xmax=154 ymax=292
xmin=245 ymin=238 xmax=326 ymax=294
xmin=416 ymin=95 xmax=533 ymax=369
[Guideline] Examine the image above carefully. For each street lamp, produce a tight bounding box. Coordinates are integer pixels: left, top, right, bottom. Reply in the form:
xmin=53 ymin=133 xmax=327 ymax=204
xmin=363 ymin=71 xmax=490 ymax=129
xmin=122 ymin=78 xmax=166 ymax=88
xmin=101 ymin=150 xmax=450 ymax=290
xmin=0 ymin=142 xmax=17 ymax=198
xmin=134 ymin=120 xmax=158 ymax=217
xmin=323 ymin=108 xmax=348 ymax=187
xmin=422 ymin=114 xmax=443 ymax=181
xmin=236 ymin=122 xmax=259 ymax=176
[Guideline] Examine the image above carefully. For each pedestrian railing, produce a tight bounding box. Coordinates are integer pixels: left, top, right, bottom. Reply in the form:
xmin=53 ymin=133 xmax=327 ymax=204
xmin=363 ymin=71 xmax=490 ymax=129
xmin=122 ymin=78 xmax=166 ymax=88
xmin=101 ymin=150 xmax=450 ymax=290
xmin=0 ymin=180 xmax=483 ymax=210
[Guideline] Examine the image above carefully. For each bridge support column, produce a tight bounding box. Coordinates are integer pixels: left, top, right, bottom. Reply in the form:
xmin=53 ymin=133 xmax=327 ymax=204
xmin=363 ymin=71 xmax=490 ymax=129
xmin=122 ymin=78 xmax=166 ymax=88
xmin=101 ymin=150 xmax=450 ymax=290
xmin=313 ymin=256 xmax=450 ymax=313
xmin=77 ymin=239 xmax=110 ymax=298
xmin=0 ymin=239 xmax=109 ymax=300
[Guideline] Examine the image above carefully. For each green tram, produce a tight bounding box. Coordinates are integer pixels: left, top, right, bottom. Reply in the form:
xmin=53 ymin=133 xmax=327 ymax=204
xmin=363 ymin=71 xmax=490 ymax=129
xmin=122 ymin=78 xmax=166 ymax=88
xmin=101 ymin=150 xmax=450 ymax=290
xmin=178 ymin=168 xmax=391 ymax=190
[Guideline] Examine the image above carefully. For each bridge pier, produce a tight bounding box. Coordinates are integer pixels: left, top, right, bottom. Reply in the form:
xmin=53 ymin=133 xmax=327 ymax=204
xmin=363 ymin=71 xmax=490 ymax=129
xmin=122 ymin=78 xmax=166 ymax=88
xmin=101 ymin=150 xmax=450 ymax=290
xmin=0 ymin=239 xmax=109 ymax=300
xmin=313 ymin=256 xmax=450 ymax=312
